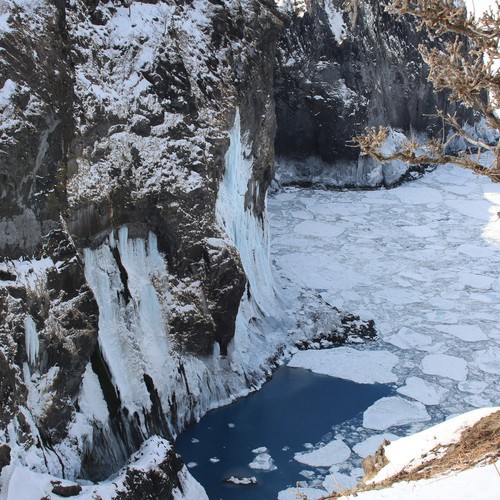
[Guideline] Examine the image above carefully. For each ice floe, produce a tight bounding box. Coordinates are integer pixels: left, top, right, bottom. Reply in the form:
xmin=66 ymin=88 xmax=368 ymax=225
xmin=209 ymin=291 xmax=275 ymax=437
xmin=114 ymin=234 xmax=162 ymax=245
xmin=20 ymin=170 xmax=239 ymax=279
xmin=352 ymin=433 xmax=400 ymax=458
xmin=278 ymin=487 xmax=328 ymax=499
xmin=434 ymin=324 xmax=487 ymax=342
xmin=249 ymin=451 xmax=277 ymax=471
xmin=224 ymin=476 xmax=257 ymax=485
xmin=420 ymin=354 xmax=468 ymax=381
xmin=396 ymin=376 xmax=449 ymax=405
xmin=288 ymin=347 xmax=398 ymax=384
xmin=294 ymin=439 xmax=351 ymax=467
xmin=269 ymin=163 xmax=500 ymax=496
xmin=384 ymin=327 xmax=433 ymax=350
xmin=473 ymin=346 xmax=500 ymax=375
xmin=363 ymin=396 xmax=431 ymax=430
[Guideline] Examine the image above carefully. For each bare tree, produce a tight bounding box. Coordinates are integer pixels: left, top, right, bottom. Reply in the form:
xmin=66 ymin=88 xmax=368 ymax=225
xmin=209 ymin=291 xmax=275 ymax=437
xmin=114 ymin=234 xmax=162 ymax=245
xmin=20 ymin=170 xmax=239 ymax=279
xmin=353 ymin=0 xmax=500 ymax=182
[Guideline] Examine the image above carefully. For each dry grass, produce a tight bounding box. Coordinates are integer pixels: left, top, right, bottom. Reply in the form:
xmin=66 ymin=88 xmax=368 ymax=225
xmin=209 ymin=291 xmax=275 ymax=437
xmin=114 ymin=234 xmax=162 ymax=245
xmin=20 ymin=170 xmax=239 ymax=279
xmin=318 ymin=411 xmax=500 ymax=499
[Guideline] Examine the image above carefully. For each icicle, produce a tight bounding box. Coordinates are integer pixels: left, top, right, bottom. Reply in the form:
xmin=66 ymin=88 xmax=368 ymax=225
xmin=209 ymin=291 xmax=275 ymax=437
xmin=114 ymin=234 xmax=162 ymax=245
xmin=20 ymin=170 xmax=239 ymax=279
xmin=24 ymin=315 xmax=39 ymax=365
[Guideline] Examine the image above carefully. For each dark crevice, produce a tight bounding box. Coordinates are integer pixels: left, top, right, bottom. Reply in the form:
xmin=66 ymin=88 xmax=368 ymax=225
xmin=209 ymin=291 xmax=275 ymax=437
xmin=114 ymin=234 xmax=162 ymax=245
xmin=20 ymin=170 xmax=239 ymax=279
xmin=111 ymin=245 xmax=131 ymax=304
xmin=90 ymin=344 xmax=121 ymax=417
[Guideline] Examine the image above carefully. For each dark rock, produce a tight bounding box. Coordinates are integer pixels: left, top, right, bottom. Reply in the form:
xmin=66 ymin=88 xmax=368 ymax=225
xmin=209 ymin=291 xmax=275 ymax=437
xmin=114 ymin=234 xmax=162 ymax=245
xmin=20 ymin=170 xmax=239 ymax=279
xmin=274 ymin=0 xmax=474 ymax=186
xmin=130 ymin=115 xmax=152 ymax=136
xmin=51 ymin=482 xmax=83 ymax=497
xmin=0 ymin=443 xmax=11 ymax=472
xmin=117 ymin=447 xmax=184 ymax=500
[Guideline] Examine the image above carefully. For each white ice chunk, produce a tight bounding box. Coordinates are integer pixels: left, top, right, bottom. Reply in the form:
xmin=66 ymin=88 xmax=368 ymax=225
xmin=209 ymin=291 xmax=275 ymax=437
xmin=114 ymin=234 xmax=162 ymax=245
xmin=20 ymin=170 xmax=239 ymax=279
xmin=323 ymin=471 xmax=360 ymax=493
xmin=458 ymin=380 xmax=487 ymax=394
xmin=402 ymin=225 xmax=437 ymax=238
xmin=294 ymin=220 xmax=345 ymax=238
xmin=473 ymin=346 xmax=500 ymax=375
xmin=288 ymin=347 xmax=398 ymax=384
xmin=435 ymin=324 xmax=487 ymax=342
xmin=396 ymin=377 xmax=449 ymax=405
xmin=465 ymin=394 xmax=492 ymax=408
xmin=252 ymin=446 xmax=267 ymax=454
xmin=278 ymin=487 xmax=328 ymax=500
xmin=445 ymin=199 xmax=491 ymax=221
xmin=393 ymin=186 xmax=443 ymax=204
xmin=458 ymin=272 xmax=495 ymax=290
xmin=384 ymin=327 xmax=433 ymax=350
xmin=420 ymin=354 xmax=468 ymax=381
xmin=363 ymin=397 xmax=431 ymax=430
xmin=294 ymin=439 xmax=351 ymax=467
xmin=353 ymin=433 xmax=400 ymax=458
xmin=225 ymin=476 xmax=256 ymax=485
xmin=249 ymin=452 xmax=277 ymax=471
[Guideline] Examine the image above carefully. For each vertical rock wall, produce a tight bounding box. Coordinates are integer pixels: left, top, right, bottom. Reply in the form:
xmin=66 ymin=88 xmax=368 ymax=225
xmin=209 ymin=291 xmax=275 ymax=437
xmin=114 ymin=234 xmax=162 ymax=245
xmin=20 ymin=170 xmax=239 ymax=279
xmin=0 ymin=0 xmax=285 ymax=491
xmin=274 ymin=0 xmax=465 ymax=186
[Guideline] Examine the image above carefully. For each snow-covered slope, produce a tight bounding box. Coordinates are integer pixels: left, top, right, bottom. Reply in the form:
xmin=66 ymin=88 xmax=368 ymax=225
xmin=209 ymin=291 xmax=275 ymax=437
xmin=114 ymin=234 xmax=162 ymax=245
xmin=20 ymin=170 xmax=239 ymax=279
xmin=342 ymin=408 xmax=500 ymax=500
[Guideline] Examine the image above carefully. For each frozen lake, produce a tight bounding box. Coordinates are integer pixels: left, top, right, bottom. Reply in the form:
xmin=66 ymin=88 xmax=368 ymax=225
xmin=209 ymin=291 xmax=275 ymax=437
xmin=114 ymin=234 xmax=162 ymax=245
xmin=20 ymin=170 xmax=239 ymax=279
xmin=268 ymin=163 xmax=500 ymax=497
xmin=175 ymin=366 xmax=391 ymax=499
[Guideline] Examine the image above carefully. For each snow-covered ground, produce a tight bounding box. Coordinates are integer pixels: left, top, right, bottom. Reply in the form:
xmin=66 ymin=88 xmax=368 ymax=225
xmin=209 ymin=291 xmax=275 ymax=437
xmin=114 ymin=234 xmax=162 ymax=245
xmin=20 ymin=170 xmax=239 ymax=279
xmin=269 ymin=163 xmax=500 ymax=496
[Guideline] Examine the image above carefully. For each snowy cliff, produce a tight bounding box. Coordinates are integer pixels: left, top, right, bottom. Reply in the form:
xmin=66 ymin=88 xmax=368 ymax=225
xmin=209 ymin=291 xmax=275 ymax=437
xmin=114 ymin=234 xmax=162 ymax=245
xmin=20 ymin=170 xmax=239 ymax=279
xmin=0 ymin=0 xmax=462 ymax=496
xmin=1 ymin=0 xmax=287 ymax=493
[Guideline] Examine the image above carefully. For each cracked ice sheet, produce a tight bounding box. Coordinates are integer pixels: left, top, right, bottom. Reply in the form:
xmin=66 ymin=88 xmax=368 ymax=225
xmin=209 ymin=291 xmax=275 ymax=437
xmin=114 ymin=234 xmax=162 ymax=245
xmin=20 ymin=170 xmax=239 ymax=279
xmin=269 ymin=163 xmax=500 ymax=406
xmin=270 ymin=163 xmax=500 ymax=494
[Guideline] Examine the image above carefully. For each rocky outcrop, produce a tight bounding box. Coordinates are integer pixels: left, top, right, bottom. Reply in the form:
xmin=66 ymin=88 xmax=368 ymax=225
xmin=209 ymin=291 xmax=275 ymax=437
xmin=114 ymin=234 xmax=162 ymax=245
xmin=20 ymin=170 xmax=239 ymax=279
xmin=0 ymin=0 xmax=74 ymax=257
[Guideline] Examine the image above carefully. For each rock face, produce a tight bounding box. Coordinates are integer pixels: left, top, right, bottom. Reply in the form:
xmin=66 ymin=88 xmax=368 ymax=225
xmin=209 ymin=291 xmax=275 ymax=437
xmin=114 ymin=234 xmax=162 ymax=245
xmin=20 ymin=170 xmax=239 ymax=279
xmin=274 ymin=0 xmax=465 ymax=187
xmin=0 ymin=0 xmax=285 ymax=493
xmin=0 ymin=0 xmax=468 ymax=496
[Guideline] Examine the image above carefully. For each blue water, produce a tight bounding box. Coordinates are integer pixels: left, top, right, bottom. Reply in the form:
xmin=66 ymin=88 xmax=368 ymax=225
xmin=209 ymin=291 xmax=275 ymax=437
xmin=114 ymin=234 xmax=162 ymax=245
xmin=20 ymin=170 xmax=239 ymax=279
xmin=175 ymin=365 xmax=392 ymax=499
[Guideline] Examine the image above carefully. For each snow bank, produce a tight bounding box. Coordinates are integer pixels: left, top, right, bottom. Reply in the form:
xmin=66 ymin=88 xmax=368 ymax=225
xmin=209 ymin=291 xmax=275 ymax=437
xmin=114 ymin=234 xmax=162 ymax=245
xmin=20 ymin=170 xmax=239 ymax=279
xmin=369 ymin=407 xmax=500 ymax=483
xmin=0 ymin=437 xmax=208 ymax=500
xmin=341 ymin=461 xmax=500 ymax=500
